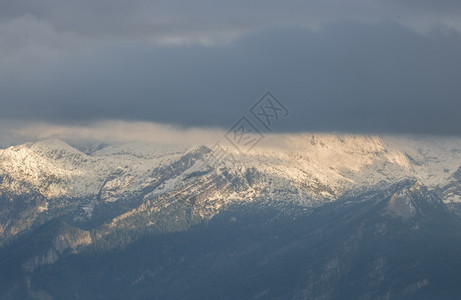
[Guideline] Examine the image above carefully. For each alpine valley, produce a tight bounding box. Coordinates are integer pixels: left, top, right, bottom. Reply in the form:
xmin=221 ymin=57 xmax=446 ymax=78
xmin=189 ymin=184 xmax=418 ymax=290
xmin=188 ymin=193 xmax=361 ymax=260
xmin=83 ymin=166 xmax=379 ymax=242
xmin=2 ymin=134 xmax=461 ymax=299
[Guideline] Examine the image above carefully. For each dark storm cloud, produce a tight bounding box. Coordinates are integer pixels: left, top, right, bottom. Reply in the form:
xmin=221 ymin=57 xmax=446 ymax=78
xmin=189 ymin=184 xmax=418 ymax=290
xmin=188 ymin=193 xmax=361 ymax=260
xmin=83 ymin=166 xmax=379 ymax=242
xmin=1 ymin=1 xmax=461 ymax=135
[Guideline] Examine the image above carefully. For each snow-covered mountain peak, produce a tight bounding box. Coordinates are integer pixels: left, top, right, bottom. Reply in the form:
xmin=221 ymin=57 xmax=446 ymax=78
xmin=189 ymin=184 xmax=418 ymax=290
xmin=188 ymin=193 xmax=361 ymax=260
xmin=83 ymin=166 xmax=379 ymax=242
xmin=0 ymin=139 xmax=186 ymax=199
xmin=1 ymin=134 xmax=461 ymax=209
xmin=252 ymin=133 xmax=410 ymax=170
xmin=28 ymin=138 xmax=79 ymax=150
xmin=229 ymin=133 xmax=412 ymax=197
xmin=0 ymin=140 xmax=89 ymax=197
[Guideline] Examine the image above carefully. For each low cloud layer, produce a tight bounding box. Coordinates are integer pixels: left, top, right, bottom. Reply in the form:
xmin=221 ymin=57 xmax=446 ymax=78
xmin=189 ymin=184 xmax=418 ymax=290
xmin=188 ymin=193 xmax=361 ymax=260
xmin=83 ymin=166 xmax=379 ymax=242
xmin=0 ymin=120 xmax=226 ymax=147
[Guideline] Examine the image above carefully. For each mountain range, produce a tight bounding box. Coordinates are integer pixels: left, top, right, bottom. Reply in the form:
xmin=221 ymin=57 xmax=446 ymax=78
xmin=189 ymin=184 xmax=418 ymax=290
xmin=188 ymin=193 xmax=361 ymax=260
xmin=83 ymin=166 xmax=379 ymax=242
xmin=1 ymin=134 xmax=461 ymax=299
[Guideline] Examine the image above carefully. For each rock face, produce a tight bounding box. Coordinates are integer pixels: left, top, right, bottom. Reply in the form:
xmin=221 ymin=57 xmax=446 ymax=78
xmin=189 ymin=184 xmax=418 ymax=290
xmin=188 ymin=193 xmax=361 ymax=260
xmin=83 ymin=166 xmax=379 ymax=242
xmin=21 ymin=221 xmax=92 ymax=272
xmin=442 ymin=167 xmax=461 ymax=202
xmin=385 ymin=180 xmax=447 ymax=219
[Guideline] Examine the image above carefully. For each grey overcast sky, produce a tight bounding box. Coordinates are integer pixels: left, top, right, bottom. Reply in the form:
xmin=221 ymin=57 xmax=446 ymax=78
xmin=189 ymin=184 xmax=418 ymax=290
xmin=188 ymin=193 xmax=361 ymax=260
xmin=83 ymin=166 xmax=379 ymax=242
xmin=1 ymin=0 xmax=461 ymax=138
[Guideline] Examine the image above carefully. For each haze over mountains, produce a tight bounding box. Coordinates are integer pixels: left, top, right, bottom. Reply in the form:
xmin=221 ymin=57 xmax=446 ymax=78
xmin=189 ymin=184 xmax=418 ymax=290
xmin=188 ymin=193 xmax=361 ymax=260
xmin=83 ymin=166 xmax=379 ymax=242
xmin=2 ymin=134 xmax=461 ymax=299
